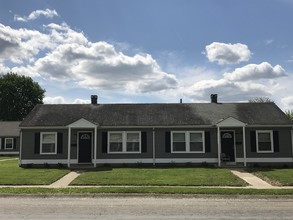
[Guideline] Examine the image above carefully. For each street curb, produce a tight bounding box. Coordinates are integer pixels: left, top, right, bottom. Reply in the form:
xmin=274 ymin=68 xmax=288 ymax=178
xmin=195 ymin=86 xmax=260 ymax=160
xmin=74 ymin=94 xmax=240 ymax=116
xmin=0 ymin=193 xmax=293 ymax=199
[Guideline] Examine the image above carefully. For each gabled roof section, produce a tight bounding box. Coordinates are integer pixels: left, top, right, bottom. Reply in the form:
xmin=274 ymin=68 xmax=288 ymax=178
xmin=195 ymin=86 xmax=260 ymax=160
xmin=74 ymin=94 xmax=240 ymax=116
xmin=216 ymin=117 xmax=246 ymax=127
xmin=20 ymin=102 xmax=293 ymax=127
xmin=67 ymin=118 xmax=98 ymax=128
xmin=0 ymin=121 xmax=21 ymax=136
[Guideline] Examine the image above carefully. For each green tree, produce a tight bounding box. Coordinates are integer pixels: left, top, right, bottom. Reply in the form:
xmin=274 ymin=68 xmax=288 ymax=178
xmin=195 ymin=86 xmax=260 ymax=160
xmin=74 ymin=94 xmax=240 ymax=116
xmin=0 ymin=73 xmax=45 ymax=121
xmin=285 ymin=110 xmax=293 ymax=121
xmin=249 ymin=97 xmax=274 ymax=103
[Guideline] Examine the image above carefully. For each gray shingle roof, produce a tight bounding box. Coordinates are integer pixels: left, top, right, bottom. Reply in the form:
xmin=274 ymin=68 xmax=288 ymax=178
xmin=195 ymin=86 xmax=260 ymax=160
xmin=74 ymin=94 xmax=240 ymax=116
xmin=0 ymin=121 xmax=21 ymax=136
xmin=20 ymin=102 xmax=293 ymax=127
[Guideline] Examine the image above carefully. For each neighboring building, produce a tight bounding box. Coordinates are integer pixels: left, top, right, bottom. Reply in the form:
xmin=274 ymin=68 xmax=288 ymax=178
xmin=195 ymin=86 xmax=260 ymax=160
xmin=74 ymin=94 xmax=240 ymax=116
xmin=0 ymin=121 xmax=21 ymax=155
xmin=19 ymin=95 xmax=293 ymax=167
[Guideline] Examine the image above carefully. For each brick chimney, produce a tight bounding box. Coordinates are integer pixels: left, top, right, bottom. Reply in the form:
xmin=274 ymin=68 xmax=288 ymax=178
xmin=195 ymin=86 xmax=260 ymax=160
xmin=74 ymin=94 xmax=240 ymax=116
xmin=210 ymin=94 xmax=218 ymax=103
xmin=91 ymin=95 xmax=98 ymax=105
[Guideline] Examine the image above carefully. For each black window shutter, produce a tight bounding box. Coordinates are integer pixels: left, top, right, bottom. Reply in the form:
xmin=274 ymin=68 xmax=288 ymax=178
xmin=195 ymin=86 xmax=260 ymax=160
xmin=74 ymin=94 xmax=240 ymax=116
xmin=34 ymin=133 xmax=40 ymax=154
xmin=141 ymin=131 xmax=147 ymax=153
xmin=1 ymin=138 xmax=4 ymax=149
xmin=273 ymin=131 xmax=279 ymax=152
xmin=165 ymin=131 xmax=171 ymax=153
xmin=205 ymin=131 xmax=211 ymax=152
xmin=57 ymin=133 xmax=63 ymax=154
xmin=102 ymin=132 xmax=108 ymax=153
xmin=250 ymin=131 xmax=256 ymax=152
xmin=13 ymin=138 xmax=16 ymax=150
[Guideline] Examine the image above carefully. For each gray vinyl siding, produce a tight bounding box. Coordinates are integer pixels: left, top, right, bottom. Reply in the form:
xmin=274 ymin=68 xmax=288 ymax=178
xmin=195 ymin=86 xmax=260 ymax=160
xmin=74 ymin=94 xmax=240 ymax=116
xmin=21 ymin=129 xmax=68 ymax=160
xmin=20 ymin=126 xmax=293 ymax=164
xmin=245 ymin=127 xmax=292 ymax=158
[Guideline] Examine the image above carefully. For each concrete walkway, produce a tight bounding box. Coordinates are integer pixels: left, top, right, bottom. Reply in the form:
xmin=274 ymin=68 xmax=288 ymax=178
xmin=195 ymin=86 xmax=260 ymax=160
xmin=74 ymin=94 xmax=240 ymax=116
xmin=49 ymin=171 xmax=82 ymax=188
xmin=230 ymin=169 xmax=276 ymax=189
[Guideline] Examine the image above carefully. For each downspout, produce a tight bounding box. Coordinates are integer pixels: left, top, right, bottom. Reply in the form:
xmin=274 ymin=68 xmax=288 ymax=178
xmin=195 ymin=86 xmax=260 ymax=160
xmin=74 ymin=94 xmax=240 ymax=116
xmin=19 ymin=130 xmax=22 ymax=166
xmin=291 ymin=129 xmax=293 ymax=162
xmin=152 ymin=128 xmax=156 ymax=166
xmin=217 ymin=126 xmax=221 ymax=167
xmin=94 ymin=126 xmax=97 ymax=168
xmin=67 ymin=127 xmax=71 ymax=168
xmin=242 ymin=126 xmax=247 ymax=167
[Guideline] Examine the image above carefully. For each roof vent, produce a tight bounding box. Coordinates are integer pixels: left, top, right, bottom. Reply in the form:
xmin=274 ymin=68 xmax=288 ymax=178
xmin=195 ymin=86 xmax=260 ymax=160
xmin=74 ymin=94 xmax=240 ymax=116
xmin=211 ymin=94 xmax=218 ymax=103
xmin=91 ymin=95 xmax=98 ymax=105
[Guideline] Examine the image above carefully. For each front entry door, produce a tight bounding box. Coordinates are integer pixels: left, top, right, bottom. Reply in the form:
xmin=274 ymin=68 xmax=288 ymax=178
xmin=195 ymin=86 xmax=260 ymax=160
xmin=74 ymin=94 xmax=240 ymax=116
xmin=78 ymin=132 xmax=92 ymax=163
xmin=221 ymin=131 xmax=235 ymax=162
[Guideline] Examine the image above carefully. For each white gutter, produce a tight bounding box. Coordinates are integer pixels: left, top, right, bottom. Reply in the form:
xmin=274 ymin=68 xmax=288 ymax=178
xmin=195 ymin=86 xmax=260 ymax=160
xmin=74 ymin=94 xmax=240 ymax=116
xmin=152 ymin=128 xmax=156 ymax=166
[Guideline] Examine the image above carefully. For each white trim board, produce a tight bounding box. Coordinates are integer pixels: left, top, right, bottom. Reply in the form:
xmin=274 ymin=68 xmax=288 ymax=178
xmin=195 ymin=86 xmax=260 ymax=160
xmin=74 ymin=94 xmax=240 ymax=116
xmin=0 ymin=152 xmax=19 ymax=155
xmin=236 ymin=158 xmax=293 ymax=163
xmin=20 ymin=159 xmax=78 ymax=164
xmin=95 ymin=158 xmax=218 ymax=164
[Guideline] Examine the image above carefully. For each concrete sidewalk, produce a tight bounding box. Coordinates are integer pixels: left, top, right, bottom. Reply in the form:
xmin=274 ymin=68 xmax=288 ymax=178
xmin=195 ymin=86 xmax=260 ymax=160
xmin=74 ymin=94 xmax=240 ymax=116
xmin=49 ymin=171 xmax=82 ymax=188
xmin=230 ymin=169 xmax=277 ymax=189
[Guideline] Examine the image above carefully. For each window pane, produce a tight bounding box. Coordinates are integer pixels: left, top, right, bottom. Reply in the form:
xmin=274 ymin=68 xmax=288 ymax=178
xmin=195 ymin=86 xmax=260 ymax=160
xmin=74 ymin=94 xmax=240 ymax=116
xmin=257 ymin=132 xmax=272 ymax=151
xmin=126 ymin=133 xmax=140 ymax=152
xmin=190 ymin=142 xmax=203 ymax=152
xmin=173 ymin=142 xmax=186 ymax=151
xmin=43 ymin=134 xmax=55 ymax=143
xmin=41 ymin=133 xmax=56 ymax=153
xmin=258 ymin=133 xmax=271 ymax=142
xmin=127 ymin=142 xmax=139 ymax=152
xmin=110 ymin=143 xmax=122 ymax=152
xmin=173 ymin=133 xmax=185 ymax=142
xmin=127 ymin=133 xmax=139 ymax=142
xmin=258 ymin=142 xmax=272 ymax=151
xmin=110 ymin=133 xmax=122 ymax=142
xmin=42 ymin=143 xmax=55 ymax=153
xmin=190 ymin=133 xmax=203 ymax=142
xmin=5 ymin=139 xmax=13 ymax=149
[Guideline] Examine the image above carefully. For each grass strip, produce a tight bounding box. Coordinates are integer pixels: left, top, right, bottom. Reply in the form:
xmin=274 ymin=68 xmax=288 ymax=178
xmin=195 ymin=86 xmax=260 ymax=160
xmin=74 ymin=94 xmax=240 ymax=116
xmin=72 ymin=167 xmax=247 ymax=186
xmin=0 ymin=187 xmax=293 ymax=195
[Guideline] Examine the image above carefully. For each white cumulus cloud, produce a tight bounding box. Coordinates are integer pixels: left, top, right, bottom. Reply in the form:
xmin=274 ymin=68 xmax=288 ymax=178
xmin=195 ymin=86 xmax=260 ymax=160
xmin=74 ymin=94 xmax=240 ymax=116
xmin=73 ymin=99 xmax=91 ymax=104
xmin=224 ymin=62 xmax=287 ymax=81
xmin=0 ymin=24 xmax=52 ymax=64
xmin=0 ymin=22 xmax=178 ymax=93
xmin=14 ymin=9 xmax=59 ymax=22
xmin=43 ymin=96 xmax=66 ymax=104
xmin=184 ymin=79 xmax=271 ymax=102
xmin=205 ymin=42 xmax=251 ymax=65
xmin=281 ymin=96 xmax=293 ymax=109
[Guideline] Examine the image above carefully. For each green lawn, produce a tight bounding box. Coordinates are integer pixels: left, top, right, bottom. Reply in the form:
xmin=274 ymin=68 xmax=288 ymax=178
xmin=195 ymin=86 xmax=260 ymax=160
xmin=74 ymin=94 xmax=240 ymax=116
xmin=0 ymin=160 xmax=70 ymax=185
xmin=253 ymin=169 xmax=293 ymax=186
xmin=0 ymin=156 xmax=18 ymax=160
xmin=71 ymin=167 xmax=247 ymax=186
xmin=1 ymin=187 xmax=293 ymax=195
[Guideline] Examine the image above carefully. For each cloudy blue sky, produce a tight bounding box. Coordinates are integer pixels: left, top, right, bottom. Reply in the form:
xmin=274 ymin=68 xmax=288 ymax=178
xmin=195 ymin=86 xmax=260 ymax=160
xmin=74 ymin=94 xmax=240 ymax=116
xmin=1 ymin=0 xmax=293 ymax=110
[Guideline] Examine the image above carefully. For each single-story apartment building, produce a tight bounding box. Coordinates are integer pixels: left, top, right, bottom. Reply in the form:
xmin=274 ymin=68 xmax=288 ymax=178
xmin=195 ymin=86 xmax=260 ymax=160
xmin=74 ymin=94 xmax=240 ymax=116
xmin=19 ymin=95 xmax=293 ymax=167
xmin=0 ymin=121 xmax=21 ymax=155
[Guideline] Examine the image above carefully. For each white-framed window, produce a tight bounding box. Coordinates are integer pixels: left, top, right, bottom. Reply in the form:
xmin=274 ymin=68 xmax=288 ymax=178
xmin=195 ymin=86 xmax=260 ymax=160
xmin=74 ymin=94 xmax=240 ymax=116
xmin=171 ymin=131 xmax=205 ymax=153
xmin=40 ymin=132 xmax=57 ymax=154
xmin=5 ymin=138 xmax=14 ymax=150
xmin=108 ymin=131 xmax=141 ymax=153
xmin=256 ymin=130 xmax=273 ymax=153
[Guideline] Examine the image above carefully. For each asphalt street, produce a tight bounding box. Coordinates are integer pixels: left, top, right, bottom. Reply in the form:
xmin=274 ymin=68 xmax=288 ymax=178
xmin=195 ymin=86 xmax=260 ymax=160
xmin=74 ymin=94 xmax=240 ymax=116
xmin=1 ymin=196 xmax=293 ymax=219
